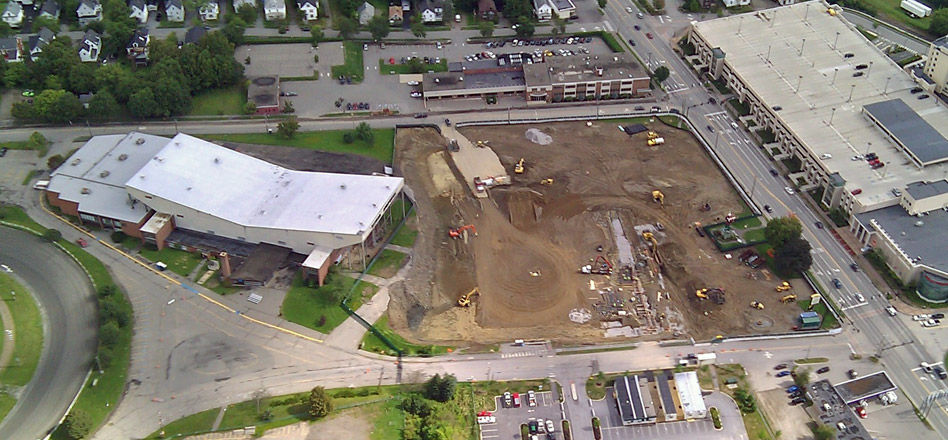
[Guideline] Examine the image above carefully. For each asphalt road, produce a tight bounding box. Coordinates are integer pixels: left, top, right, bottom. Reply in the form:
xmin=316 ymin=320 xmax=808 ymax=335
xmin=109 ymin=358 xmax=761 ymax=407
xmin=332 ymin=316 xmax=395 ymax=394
xmin=0 ymin=227 xmax=97 ymax=440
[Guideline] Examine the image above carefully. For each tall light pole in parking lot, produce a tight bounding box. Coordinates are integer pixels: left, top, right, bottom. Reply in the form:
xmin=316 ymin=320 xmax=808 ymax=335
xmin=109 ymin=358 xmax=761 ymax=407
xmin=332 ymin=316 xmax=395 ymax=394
xmin=866 ymin=61 xmax=874 ymax=78
xmin=833 ymin=31 xmax=841 ymax=50
xmin=831 ymin=68 xmax=839 ymax=86
xmin=884 ymin=76 xmax=892 ymax=95
xmin=848 ymin=84 xmax=856 ymax=102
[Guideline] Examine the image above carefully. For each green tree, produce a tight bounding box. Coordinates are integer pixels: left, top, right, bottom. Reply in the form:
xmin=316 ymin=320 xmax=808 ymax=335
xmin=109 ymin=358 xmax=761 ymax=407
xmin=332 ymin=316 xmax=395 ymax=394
xmin=683 ymin=0 xmax=700 ymax=12
xmin=792 ymin=367 xmax=811 ymax=389
xmin=32 ymin=16 xmax=60 ymax=33
xmin=552 ymin=16 xmax=566 ymax=34
xmin=775 ymin=236 xmax=813 ymax=274
xmin=4 ymin=60 xmax=30 ymax=88
xmin=127 ymin=87 xmax=158 ymax=118
xmin=99 ymin=321 xmax=121 ymax=348
xmin=43 ymin=229 xmax=62 ymax=242
xmin=27 ymin=132 xmax=49 ymax=151
xmin=930 ymin=9 xmax=948 ymax=37
xmin=653 ymin=0 xmax=665 ymax=10
xmin=424 ymin=374 xmax=457 ymax=402
xmin=99 ymin=298 xmax=131 ymax=327
xmin=47 ymin=154 xmax=66 ymax=170
xmin=421 ymin=418 xmax=451 ymax=440
xmin=403 ymin=413 xmax=423 ymax=440
xmin=88 ymin=90 xmax=120 ymax=120
xmin=368 ymin=15 xmax=390 ymax=40
xmin=652 ymin=66 xmax=670 ymax=84
xmin=597 ymin=0 xmax=607 ymax=8
xmin=355 ymin=121 xmax=373 ymax=142
xmin=0 ymin=22 xmax=12 ymax=38
xmin=308 ymin=386 xmax=333 ymax=418
xmin=283 ymin=100 xmax=295 ymax=113
xmin=336 ymin=16 xmax=359 ymax=39
xmin=277 ymin=118 xmax=300 ymax=139
xmin=11 ymin=101 xmax=38 ymax=122
xmin=478 ymin=20 xmax=495 ymax=37
xmin=243 ymin=101 xmax=257 ymax=114
xmin=514 ymin=19 xmax=534 ymax=37
xmin=238 ymin=3 xmax=258 ymax=23
xmin=813 ymin=424 xmax=835 ymax=440
xmin=411 ymin=17 xmax=427 ymax=37
xmin=764 ymin=216 xmax=803 ymax=249
xmin=63 ymin=409 xmax=92 ymax=440
xmin=310 ymin=25 xmax=325 ymax=45
xmin=68 ymin=63 xmax=98 ymax=95
xmin=97 ymin=346 xmax=113 ymax=369
xmin=34 ymin=89 xmax=82 ymax=123
xmin=223 ymin=17 xmax=247 ymax=45
xmin=401 ymin=393 xmax=433 ymax=416
xmin=343 ymin=132 xmax=355 ymax=143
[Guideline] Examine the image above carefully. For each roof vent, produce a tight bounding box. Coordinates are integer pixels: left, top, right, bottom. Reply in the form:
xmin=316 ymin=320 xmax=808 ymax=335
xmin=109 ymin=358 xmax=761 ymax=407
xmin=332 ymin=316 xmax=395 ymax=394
xmin=372 ymin=203 xmax=377 ymax=207
xmin=81 ymin=187 xmax=91 ymax=194
xmin=186 ymin=186 xmax=192 ymax=191
xmin=340 ymin=184 xmax=346 ymax=189
xmin=915 ymin=221 xmax=924 ymax=227
xmin=135 ymin=138 xmax=145 ymax=145
xmin=118 ymin=154 xmax=128 ymax=161
xmin=100 ymin=170 xmax=110 ymax=178
xmin=459 ymin=76 xmax=464 ymax=81
xmin=259 ymin=210 xmax=266 ymax=215
xmin=214 ymin=157 xmax=220 ymax=163
xmin=71 ymin=158 xmax=81 ymax=166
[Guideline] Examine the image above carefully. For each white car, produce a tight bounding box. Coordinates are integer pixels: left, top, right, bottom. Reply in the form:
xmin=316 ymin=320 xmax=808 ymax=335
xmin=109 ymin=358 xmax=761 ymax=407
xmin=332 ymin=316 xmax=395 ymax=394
xmin=923 ymin=319 xmax=939 ymax=327
xmin=821 ymin=153 xmax=832 ymax=159
xmin=914 ymin=314 xmax=931 ymax=321
xmin=855 ymin=292 xmax=865 ymax=302
xmin=885 ymin=306 xmax=897 ymax=316
xmin=626 ymin=6 xmax=633 ymax=12
xmin=410 ymin=91 xmax=422 ymax=98
xmin=537 ymin=418 xmax=545 ymax=433
xmin=407 ymin=80 xmax=419 ymax=86
xmin=785 ymin=186 xmax=795 ymax=195
xmin=545 ymin=420 xmax=555 ymax=433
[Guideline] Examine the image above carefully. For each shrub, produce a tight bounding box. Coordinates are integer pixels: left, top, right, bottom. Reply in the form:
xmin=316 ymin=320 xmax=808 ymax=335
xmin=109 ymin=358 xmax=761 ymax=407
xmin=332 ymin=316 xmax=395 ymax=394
xmin=43 ymin=229 xmax=62 ymax=242
xmin=110 ymin=231 xmax=126 ymax=243
xmin=63 ymin=409 xmax=92 ymax=440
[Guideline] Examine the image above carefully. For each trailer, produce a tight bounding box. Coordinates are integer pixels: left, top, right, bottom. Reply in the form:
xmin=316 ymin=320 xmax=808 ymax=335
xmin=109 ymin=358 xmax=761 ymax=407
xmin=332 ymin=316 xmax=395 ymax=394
xmin=901 ymin=0 xmax=931 ymax=18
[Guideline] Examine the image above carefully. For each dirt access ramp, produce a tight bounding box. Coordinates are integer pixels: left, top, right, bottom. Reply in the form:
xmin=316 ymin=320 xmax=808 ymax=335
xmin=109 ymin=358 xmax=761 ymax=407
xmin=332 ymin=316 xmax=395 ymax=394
xmin=389 ymin=122 xmax=804 ymax=346
xmin=441 ymin=124 xmax=506 ymax=197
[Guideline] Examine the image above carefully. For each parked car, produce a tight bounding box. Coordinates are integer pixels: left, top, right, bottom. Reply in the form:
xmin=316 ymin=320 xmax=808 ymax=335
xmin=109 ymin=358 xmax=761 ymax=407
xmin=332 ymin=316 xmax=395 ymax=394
xmin=855 ymin=292 xmax=865 ymax=302
xmin=407 ymin=80 xmax=419 ymax=86
xmin=790 ymin=397 xmax=806 ymax=405
xmin=919 ymin=94 xmax=930 ymax=100
xmin=914 ymin=314 xmax=931 ymax=321
xmin=776 ymin=370 xmax=791 ymax=377
xmin=922 ymin=319 xmax=938 ymax=328
xmin=817 ymin=366 xmax=830 ymax=374
xmin=537 ymin=418 xmax=546 ymax=433
xmin=886 ymin=306 xmax=897 ymax=316
xmin=933 ymin=313 xmax=945 ymax=319
xmin=503 ymin=392 xmax=512 ymax=407
xmin=410 ymin=91 xmax=423 ymax=98
xmin=833 ymin=279 xmax=842 ymax=289
xmin=528 ymin=390 xmax=537 ymax=407
xmin=545 ymin=420 xmax=555 ymax=433
xmin=785 ymin=186 xmax=795 ymax=195
xmin=787 ymin=385 xmax=799 ymax=393
xmin=764 ymin=205 xmax=773 ymax=213
xmin=774 ymin=363 xmax=788 ymax=370
xmin=414 ymin=113 xmax=428 ymax=118
xmin=770 ymin=169 xmax=779 ymax=176
xmin=528 ymin=420 xmax=538 ymax=433
xmin=0 ymin=147 xmax=7 ymax=157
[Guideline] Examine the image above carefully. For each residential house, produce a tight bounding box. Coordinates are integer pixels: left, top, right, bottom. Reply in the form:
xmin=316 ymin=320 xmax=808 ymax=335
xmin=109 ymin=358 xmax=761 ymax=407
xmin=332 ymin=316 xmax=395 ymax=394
xmin=263 ymin=0 xmax=285 ymax=20
xmin=388 ymin=1 xmax=402 ymax=24
xmin=2 ymin=1 xmax=24 ymax=29
xmin=233 ymin=0 xmax=255 ymax=12
xmin=199 ymin=1 xmax=218 ymax=20
xmin=29 ymin=27 xmax=55 ymax=61
xmin=401 ymin=0 xmax=409 ymax=11
xmin=418 ymin=0 xmax=443 ymax=23
xmin=532 ymin=0 xmax=551 ymax=20
xmin=39 ymin=0 xmax=62 ymax=19
xmin=356 ymin=1 xmax=374 ymax=25
xmin=477 ymin=0 xmax=496 ymax=20
xmin=165 ymin=0 xmax=185 ymax=22
xmin=298 ymin=0 xmax=318 ymax=21
xmin=128 ymin=0 xmax=148 ymax=23
xmin=76 ymin=0 xmax=102 ymax=25
xmin=0 ymin=37 xmax=23 ymax=62
xmin=722 ymin=0 xmax=750 ymax=6
xmin=184 ymin=25 xmax=206 ymax=44
xmin=146 ymin=0 xmax=158 ymax=11
xmin=126 ymin=28 xmax=149 ymax=65
xmin=533 ymin=0 xmax=574 ymax=20
xmin=79 ymin=93 xmax=94 ymax=108
xmin=78 ymin=30 xmax=101 ymax=63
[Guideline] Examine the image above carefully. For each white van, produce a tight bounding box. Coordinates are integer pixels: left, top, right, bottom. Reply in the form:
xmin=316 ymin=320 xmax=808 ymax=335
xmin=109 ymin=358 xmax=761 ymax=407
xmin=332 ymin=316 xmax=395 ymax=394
xmin=33 ymin=180 xmax=49 ymax=190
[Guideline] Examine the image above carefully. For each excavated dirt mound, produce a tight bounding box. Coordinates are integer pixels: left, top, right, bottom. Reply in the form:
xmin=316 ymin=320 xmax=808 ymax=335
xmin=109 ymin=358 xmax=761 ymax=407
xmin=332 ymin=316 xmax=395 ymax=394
xmin=390 ymin=122 xmax=807 ymax=345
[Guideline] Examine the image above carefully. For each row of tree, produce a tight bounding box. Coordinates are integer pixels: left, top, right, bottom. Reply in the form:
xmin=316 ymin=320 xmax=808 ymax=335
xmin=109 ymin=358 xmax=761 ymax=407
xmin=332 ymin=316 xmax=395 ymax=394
xmin=764 ymin=216 xmax=813 ymax=276
xmin=401 ymin=374 xmax=458 ymax=440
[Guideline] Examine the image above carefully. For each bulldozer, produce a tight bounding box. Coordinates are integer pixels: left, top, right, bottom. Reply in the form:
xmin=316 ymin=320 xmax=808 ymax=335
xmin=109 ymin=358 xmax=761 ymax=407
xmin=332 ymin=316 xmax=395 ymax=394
xmin=449 ymin=224 xmax=477 ymax=238
xmin=775 ymin=281 xmax=791 ymax=292
xmin=457 ymin=288 xmax=480 ymax=307
xmin=540 ymin=178 xmax=554 ymax=186
xmin=475 ymin=140 xmax=490 ymax=148
xmin=696 ymin=288 xmax=726 ymax=304
xmin=647 ymin=131 xmax=659 ymax=139
xmin=781 ymin=294 xmax=798 ymax=303
xmin=750 ymin=301 xmax=764 ymax=310
xmin=514 ymin=158 xmax=525 ymax=174
xmin=652 ymin=190 xmax=665 ymax=206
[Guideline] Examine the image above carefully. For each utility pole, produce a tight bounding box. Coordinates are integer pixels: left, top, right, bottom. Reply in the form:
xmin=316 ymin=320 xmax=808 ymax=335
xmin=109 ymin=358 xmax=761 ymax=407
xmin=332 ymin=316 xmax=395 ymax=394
xmin=833 ymin=31 xmax=840 ymax=50
xmin=829 ymin=107 xmax=837 ymax=125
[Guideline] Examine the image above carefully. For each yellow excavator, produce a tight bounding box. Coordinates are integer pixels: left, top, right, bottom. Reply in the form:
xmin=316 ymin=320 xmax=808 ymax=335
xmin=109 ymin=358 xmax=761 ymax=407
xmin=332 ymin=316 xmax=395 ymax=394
xmin=514 ymin=158 xmax=525 ymax=174
xmin=781 ymin=294 xmax=797 ymax=303
xmin=652 ymin=190 xmax=665 ymax=206
xmin=775 ymin=281 xmax=792 ymax=292
xmin=750 ymin=301 xmax=764 ymax=310
xmin=540 ymin=178 xmax=554 ymax=186
xmin=457 ymin=288 xmax=480 ymax=307
xmin=647 ymin=131 xmax=659 ymax=139
xmin=696 ymin=288 xmax=725 ymax=304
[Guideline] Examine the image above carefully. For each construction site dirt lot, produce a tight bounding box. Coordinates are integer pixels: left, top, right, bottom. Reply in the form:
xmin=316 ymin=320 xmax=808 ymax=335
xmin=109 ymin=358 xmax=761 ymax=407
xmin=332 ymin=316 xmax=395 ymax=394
xmin=388 ymin=122 xmax=806 ymax=345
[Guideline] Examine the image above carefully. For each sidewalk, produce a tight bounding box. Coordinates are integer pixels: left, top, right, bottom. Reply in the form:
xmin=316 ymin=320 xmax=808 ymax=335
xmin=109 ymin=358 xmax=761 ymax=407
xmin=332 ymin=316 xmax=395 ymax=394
xmin=325 ymin=261 xmax=412 ymax=349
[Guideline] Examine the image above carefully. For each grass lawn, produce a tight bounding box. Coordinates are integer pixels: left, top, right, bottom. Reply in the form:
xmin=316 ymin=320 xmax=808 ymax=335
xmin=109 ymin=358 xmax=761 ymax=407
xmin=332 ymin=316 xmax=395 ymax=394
xmin=21 ymin=169 xmax=37 ymax=186
xmin=0 ymin=274 xmax=44 ymax=387
xmin=361 ymin=313 xmax=453 ymax=356
xmin=858 ymin=0 xmax=931 ymax=36
xmin=369 ymin=397 xmax=403 ymax=440
xmin=716 ymin=364 xmax=774 ymax=440
xmin=0 ymin=205 xmax=46 ymax=233
xmin=0 ymin=392 xmax=15 ymax=422
xmin=377 ymin=58 xmax=448 ymax=75
xmin=282 ymin=272 xmax=378 ymax=334
xmin=189 ymin=86 xmax=247 ymax=116
xmin=367 ymin=249 xmax=407 ymax=278
xmin=140 ymin=245 xmax=204 ymax=278
xmin=200 ymin=128 xmax=396 ymax=163
xmin=389 ymin=211 xmax=417 ymax=247
xmin=145 ymin=407 xmax=219 ymax=439
xmin=116 ymin=234 xmax=142 ymax=252
xmin=331 ymin=41 xmax=365 ymax=82
xmin=732 ymin=216 xmax=762 ymax=228
xmin=696 ymin=365 xmax=713 ymax=390
xmin=0 ymin=140 xmax=32 ymax=151
xmin=744 ymin=228 xmax=766 ymax=243
xmin=586 ymin=373 xmax=626 ymax=400
xmin=469 ymin=380 xmax=550 ymax=412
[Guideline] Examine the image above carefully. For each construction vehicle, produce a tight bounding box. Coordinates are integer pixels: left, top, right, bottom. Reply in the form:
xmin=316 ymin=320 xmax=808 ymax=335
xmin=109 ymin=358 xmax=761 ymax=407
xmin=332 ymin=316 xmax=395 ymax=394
xmin=580 ymin=255 xmax=613 ymax=275
xmin=514 ymin=158 xmax=525 ymax=174
xmin=475 ymin=140 xmax=490 ymax=148
xmin=647 ymin=137 xmax=665 ymax=146
xmin=457 ymin=287 xmax=480 ymax=307
xmin=652 ymin=190 xmax=664 ymax=206
xmin=540 ymin=178 xmax=554 ymax=186
xmin=751 ymin=301 xmax=764 ymax=310
xmin=775 ymin=281 xmax=791 ymax=292
xmin=647 ymin=131 xmax=659 ymax=140
xmin=448 ymin=139 xmax=460 ymax=152
xmin=696 ymin=288 xmax=726 ymax=304
xmin=781 ymin=294 xmax=797 ymax=303
xmin=449 ymin=224 xmax=477 ymax=238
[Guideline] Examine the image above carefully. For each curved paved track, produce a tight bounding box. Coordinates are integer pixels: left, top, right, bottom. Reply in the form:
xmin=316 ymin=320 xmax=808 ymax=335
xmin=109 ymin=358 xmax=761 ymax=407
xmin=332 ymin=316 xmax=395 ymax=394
xmin=0 ymin=228 xmax=97 ymax=440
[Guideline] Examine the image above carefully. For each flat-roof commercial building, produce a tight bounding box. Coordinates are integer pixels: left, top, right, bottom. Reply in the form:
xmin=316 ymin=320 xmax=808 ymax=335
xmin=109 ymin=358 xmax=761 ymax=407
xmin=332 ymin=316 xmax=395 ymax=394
xmin=656 ymin=372 xmax=682 ymax=421
xmin=46 ymin=132 xmax=404 ymax=285
xmin=924 ymin=36 xmax=948 ymax=95
xmin=614 ymin=375 xmax=657 ymax=425
xmin=248 ymin=76 xmax=281 ymax=115
xmin=805 ymin=380 xmax=870 ymax=440
xmin=674 ymin=372 xmax=707 ymax=419
xmin=833 ymin=371 xmax=898 ymax=405
xmin=687 ymin=1 xmax=948 ymax=289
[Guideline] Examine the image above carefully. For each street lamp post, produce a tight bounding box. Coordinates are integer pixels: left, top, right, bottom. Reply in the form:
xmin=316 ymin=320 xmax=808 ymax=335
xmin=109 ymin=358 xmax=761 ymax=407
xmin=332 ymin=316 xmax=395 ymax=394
xmin=832 ymin=68 xmax=839 ymax=86
xmin=848 ymin=84 xmax=856 ymax=102
xmin=867 ymin=61 xmax=874 ymax=78
xmin=834 ymin=31 xmax=840 ymax=50
xmin=884 ymin=76 xmax=892 ymax=94
xmin=829 ymin=107 xmax=837 ymax=125
xmin=800 ymin=38 xmax=806 ymax=56
xmin=796 ymin=75 xmax=803 ymax=93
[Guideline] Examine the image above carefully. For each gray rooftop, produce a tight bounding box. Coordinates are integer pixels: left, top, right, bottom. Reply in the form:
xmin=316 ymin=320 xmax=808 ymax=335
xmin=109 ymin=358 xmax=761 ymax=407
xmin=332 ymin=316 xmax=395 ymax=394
xmin=550 ymin=0 xmax=574 ymax=10
xmin=833 ymin=371 xmax=897 ymax=405
xmin=692 ymin=1 xmax=948 ymax=208
xmin=906 ymin=180 xmax=948 ymax=200
xmin=423 ymin=70 xmax=525 ymax=93
xmin=615 ymin=375 xmax=654 ymax=424
xmin=856 ymin=204 xmax=948 ymax=274
xmin=523 ymin=53 xmax=647 ymax=87
xmin=864 ymin=99 xmax=948 ymax=165
xmin=935 ymin=35 xmax=948 ymax=50
xmin=656 ymin=373 xmax=677 ymax=416
xmin=806 ymin=380 xmax=870 ymax=440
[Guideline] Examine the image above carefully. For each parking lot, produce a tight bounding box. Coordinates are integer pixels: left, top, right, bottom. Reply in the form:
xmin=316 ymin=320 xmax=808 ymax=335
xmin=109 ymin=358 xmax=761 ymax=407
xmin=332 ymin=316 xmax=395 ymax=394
xmin=590 ymin=388 xmax=723 ymax=440
xmin=483 ymin=391 xmax=561 ymax=440
xmin=366 ymin=37 xmax=614 ymax=68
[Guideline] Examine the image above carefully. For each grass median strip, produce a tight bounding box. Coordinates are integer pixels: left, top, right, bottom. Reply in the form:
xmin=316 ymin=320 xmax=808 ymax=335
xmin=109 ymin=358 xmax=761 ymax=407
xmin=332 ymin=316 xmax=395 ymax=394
xmin=361 ymin=313 xmax=453 ymax=357
xmin=200 ymin=128 xmax=396 ymax=164
xmin=0 ymin=273 xmax=44 ymax=422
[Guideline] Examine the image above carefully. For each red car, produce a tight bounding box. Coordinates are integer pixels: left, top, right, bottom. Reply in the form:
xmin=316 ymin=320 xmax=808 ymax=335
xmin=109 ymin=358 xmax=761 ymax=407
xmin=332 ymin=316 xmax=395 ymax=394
xmin=512 ymin=393 xmax=521 ymax=407
xmin=76 ymin=237 xmax=89 ymax=248
xmin=646 ymin=33 xmax=654 ymax=39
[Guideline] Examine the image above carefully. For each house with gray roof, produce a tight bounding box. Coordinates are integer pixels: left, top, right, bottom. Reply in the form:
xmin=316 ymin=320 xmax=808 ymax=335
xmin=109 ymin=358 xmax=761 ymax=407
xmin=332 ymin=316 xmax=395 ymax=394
xmin=357 ymin=1 xmax=374 ymax=24
xmin=2 ymin=1 xmax=24 ymax=29
xmin=29 ymin=27 xmax=56 ymax=61
xmin=77 ymin=0 xmax=102 ymax=25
